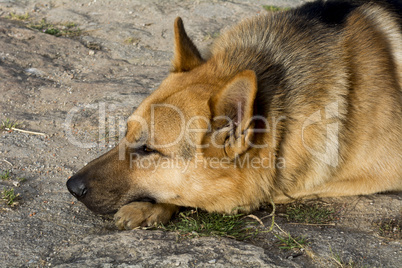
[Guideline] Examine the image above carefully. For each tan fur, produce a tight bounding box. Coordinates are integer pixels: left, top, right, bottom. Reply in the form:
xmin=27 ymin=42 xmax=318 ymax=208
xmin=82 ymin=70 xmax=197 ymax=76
xmin=67 ymin=0 xmax=402 ymax=230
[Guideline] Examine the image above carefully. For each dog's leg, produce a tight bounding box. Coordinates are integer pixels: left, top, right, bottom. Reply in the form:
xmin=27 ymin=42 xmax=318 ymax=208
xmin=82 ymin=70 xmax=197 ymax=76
xmin=274 ymin=176 xmax=402 ymax=202
xmin=114 ymin=202 xmax=179 ymax=230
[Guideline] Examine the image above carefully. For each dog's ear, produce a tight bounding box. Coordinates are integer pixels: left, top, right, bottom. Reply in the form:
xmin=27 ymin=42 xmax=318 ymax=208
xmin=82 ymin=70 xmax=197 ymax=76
xmin=209 ymin=70 xmax=258 ymax=158
xmin=172 ymin=17 xmax=204 ymax=72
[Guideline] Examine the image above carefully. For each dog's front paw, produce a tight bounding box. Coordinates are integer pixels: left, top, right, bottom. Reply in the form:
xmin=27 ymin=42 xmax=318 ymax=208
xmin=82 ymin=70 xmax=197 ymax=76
xmin=114 ymin=202 xmax=178 ymax=230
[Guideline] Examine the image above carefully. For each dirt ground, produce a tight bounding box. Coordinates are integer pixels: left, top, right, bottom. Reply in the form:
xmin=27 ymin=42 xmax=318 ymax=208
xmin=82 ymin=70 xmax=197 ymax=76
xmin=0 ymin=0 xmax=401 ymax=267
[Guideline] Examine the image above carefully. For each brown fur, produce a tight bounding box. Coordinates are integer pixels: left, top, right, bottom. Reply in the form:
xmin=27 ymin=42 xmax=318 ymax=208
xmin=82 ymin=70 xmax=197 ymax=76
xmin=67 ymin=0 xmax=402 ymax=230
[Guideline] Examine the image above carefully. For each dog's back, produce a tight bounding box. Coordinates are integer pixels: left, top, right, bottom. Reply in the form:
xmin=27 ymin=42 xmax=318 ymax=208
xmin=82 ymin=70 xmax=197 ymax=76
xmin=210 ymin=0 xmax=402 ymax=200
xmin=297 ymin=0 xmax=402 ymax=25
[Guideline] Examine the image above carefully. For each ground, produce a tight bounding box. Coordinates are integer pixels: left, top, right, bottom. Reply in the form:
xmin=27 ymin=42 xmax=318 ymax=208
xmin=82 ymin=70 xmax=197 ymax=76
xmin=0 ymin=0 xmax=400 ymax=267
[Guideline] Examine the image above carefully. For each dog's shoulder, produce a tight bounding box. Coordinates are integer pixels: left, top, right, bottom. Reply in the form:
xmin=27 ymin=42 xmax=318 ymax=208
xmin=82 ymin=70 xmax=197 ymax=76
xmin=296 ymin=0 xmax=401 ymax=27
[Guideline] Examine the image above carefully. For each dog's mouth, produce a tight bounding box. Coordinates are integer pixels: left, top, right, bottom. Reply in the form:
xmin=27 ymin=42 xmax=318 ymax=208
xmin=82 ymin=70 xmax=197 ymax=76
xmin=93 ymin=196 xmax=157 ymax=215
xmin=79 ymin=192 xmax=158 ymax=215
xmin=129 ymin=196 xmax=157 ymax=204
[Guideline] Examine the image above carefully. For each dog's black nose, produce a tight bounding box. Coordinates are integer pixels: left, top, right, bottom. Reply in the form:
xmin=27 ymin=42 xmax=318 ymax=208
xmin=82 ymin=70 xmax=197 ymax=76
xmin=66 ymin=175 xmax=88 ymax=199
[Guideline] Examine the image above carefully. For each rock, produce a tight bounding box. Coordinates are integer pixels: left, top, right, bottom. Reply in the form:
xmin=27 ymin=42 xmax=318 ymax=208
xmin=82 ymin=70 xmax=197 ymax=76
xmin=49 ymin=230 xmax=294 ymax=267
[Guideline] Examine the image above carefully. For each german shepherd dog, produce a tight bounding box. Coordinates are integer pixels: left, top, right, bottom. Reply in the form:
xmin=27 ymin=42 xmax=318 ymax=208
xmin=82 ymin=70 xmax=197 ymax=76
xmin=67 ymin=0 xmax=402 ymax=229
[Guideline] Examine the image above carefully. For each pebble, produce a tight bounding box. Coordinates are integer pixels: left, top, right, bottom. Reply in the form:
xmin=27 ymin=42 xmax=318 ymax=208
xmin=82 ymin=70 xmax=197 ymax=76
xmin=25 ymin=68 xmax=45 ymax=76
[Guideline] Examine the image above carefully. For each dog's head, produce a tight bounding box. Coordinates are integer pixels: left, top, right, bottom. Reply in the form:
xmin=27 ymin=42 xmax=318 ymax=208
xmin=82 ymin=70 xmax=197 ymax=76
xmin=66 ymin=18 xmax=264 ymax=215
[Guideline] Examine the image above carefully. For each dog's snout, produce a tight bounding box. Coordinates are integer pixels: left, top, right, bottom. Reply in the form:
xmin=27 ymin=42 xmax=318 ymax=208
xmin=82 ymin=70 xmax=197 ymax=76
xmin=66 ymin=175 xmax=88 ymax=199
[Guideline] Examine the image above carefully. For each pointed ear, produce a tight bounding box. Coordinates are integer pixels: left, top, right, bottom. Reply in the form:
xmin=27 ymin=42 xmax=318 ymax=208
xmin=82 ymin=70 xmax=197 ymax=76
xmin=210 ymin=70 xmax=258 ymax=158
xmin=172 ymin=17 xmax=204 ymax=72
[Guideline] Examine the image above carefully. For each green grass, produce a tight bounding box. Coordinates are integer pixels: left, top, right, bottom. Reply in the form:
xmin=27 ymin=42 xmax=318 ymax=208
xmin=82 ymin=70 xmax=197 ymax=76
xmin=124 ymin=37 xmax=140 ymax=45
xmin=5 ymin=11 xmax=82 ymax=38
xmin=160 ymin=209 xmax=257 ymax=240
xmin=0 ymin=170 xmax=25 ymax=182
xmin=202 ymin=32 xmax=220 ymax=41
xmin=285 ymin=203 xmax=335 ymax=224
xmin=329 ymin=247 xmax=359 ymax=268
xmin=16 ymin=177 xmax=27 ymax=182
xmin=263 ymin=5 xmax=290 ymax=12
xmin=1 ymin=118 xmax=20 ymax=130
xmin=2 ymin=187 xmax=19 ymax=206
xmin=0 ymin=170 xmax=11 ymax=180
xmin=157 ymin=206 xmax=314 ymax=253
xmin=28 ymin=19 xmax=82 ymax=38
xmin=7 ymin=12 xmax=30 ymax=21
xmin=274 ymin=232 xmax=308 ymax=250
xmin=374 ymin=218 xmax=401 ymax=239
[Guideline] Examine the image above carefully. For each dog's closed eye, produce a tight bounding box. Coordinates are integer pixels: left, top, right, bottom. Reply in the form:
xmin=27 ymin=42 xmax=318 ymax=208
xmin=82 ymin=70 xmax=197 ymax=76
xmin=137 ymin=145 xmax=158 ymax=155
xmin=128 ymin=144 xmax=164 ymax=158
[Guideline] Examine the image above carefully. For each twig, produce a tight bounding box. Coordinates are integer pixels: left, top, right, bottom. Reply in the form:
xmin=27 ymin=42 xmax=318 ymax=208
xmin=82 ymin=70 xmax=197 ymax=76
xmin=259 ymin=197 xmax=276 ymax=233
xmin=245 ymin=214 xmax=264 ymax=226
xmin=1 ymin=159 xmax=12 ymax=166
xmin=288 ymin=222 xmax=336 ymax=226
xmin=6 ymin=127 xmax=46 ymax=136
xmin=266 ymin=198 xmax=276 ymax=232
xmin=274 ymin=222 xmax=316 ymax=259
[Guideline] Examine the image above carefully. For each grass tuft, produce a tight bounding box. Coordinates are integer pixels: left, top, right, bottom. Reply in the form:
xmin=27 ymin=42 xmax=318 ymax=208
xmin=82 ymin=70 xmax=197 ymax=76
xmin=374 ymin=217 xmax=401 ymax=239
xmin=285 ymin=202 xmax=335 ymax=224
xmin=160 ymin=209 xmax=257 ymax=240
xmin=329 ymin=247 xmax=359 ymax=268
xmin=1 ymin=118 xmax=20 ymax=130
xmin=7 ymin=12 xmax=30 ymax=21
xmin=17 ymin=177 xmax=27 ymax=182
xmin=0 ymin=170 xmax=11 ymax=180
xmin=28 ymin=19 xmax=82 ymax=38
xmin=2 ymin=187 xmax=19 ymax=206
xmin=263 ymin=5 xmax=290 ymax=12
xmin=274 ymin=232 xmax=308 ymax=250
xmin=124 ymin=37 xmax=140 ymax=45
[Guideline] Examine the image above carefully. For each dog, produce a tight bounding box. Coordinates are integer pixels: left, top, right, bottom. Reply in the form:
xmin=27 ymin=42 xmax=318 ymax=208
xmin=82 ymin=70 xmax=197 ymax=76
xmin=67 ymin=0 xmax=402 ymax=230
